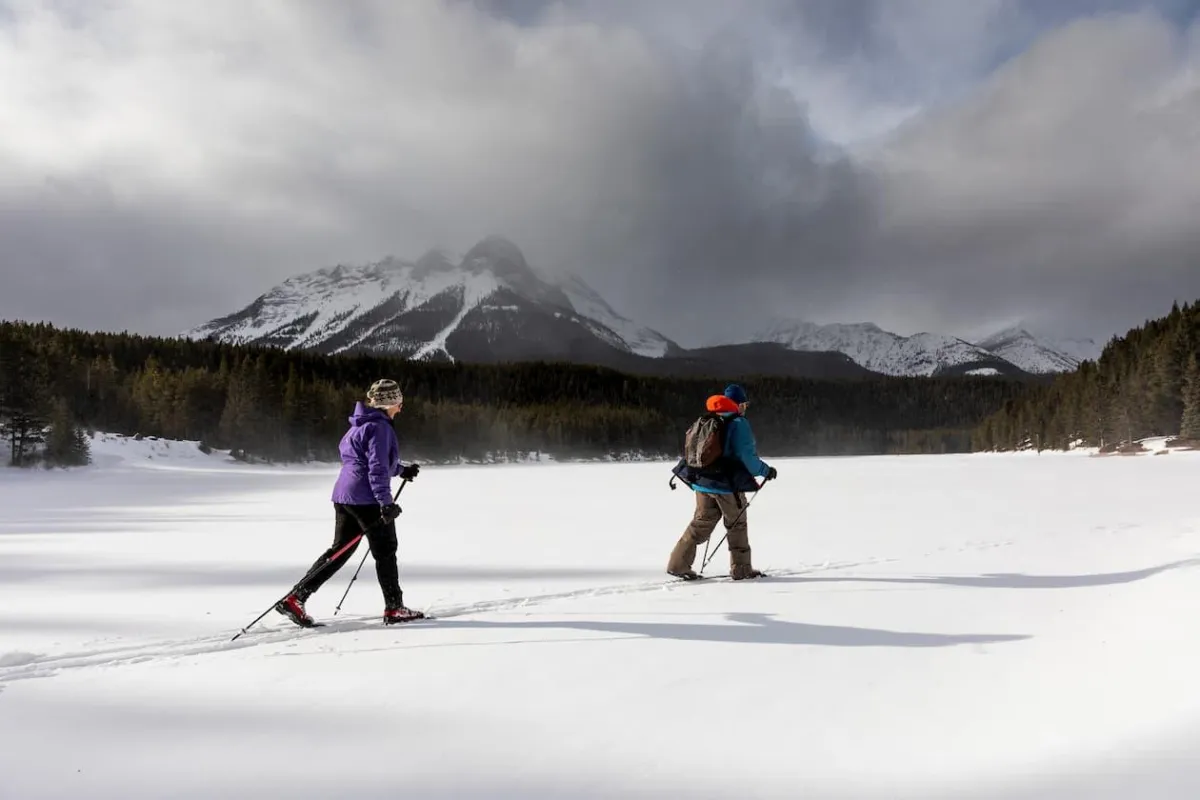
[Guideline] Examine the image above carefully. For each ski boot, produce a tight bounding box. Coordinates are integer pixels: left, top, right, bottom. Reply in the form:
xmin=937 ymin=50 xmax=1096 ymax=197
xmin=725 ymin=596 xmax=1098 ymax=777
xmin=275 ymin=594 xmax=317 ymax=627
xmin=384 ymin=605 xmax=426 ymax=625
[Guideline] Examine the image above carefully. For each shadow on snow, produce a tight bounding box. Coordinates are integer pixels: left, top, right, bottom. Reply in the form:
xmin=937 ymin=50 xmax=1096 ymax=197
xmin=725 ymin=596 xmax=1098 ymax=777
xmin=378 ymin=612 xmax=1030 ymax=649
xmin=0 ymin=554 xmax=649 ymax=588
xmin=765 ymin=557 xmax=1200 ymax=590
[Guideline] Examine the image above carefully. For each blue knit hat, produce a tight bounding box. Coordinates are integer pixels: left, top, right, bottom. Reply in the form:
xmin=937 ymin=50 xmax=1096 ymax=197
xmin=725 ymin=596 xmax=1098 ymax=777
xmin=723 ymin=384 xmax=748 ymax=404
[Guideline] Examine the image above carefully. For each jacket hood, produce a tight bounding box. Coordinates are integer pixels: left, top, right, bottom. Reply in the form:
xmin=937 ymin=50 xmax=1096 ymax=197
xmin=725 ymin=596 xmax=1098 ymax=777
xmin=348 ymin=401 xmax=390 ymax=427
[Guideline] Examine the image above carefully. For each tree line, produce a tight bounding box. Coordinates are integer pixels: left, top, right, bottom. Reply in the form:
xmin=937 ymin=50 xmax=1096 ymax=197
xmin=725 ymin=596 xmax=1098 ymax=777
xmin=1 ymin=320 xmax=1034 ymax=466
xmin=973 ymin=300 xmax=1200 ymax=452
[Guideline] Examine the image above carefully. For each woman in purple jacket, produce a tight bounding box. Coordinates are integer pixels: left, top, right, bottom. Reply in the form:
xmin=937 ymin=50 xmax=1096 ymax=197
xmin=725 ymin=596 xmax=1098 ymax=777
xmin=276 ymin=378 xmax=422 ymax=627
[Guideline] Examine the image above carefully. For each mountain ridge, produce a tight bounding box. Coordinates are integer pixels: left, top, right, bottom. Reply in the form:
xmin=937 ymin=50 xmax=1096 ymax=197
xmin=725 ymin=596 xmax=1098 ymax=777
xmin=184 ymin=237 xmax=872 ymax=380
xmin=971 ymin=324 xmax=1102 ymax=373
xmin=186 ymin=236 xmax=1096 ymax=379
xmin=751 ymin=317 xmax=1102 ymax=377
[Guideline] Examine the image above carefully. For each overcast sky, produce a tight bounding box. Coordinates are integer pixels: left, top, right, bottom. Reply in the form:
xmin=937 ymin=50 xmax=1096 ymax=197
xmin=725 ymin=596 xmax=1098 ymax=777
xmin=3 ymin=0 xmax=1200 ymax=346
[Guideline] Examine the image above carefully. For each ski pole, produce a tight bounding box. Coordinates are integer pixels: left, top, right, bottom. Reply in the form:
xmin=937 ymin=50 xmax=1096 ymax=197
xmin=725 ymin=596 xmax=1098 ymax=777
xmin=700 ymin=479 xmax=766 ymax=574
xmin=333 ymin=550 xmax=371 ymax=616
xmin=231 ymin=480 xmax=407 ymax=641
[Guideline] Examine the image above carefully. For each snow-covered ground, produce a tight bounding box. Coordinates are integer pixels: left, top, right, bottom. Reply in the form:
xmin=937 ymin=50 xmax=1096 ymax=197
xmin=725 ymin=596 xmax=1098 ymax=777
xmin=4 ymin=436 xmax=1200 ymax=799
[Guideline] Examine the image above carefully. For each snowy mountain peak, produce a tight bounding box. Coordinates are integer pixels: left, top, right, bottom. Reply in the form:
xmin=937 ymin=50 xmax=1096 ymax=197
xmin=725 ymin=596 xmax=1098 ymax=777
xmin=551 ymin=273 xmax=680 ymax=358
xmin=752 ymin=316 xmax=1103 ymax=377
xmin=753 ymin=318 xmax=1009 ymax=377
xmin=971 ymin=326 xmax=1098 ymax=373
xmin=463 ymin=236 xmax=528 ymax=271
xmin=974 ymin=326 xmax=1039 ymax=355
xmin=458 ymin=237 xmax=572 ymax=310
xmin=184 ymin=237 xmax=679 ymax=364
xmin=413 ymin=249 xmax=457 ymax=280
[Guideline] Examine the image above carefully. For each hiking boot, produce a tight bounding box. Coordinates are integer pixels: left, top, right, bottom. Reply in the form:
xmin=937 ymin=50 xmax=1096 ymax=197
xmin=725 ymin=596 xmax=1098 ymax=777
xmin=730 ymin=565 xmax=764 ymax=580
xmin=668 ymin=569 xmax=701 ymax=581
xmin=275 ymin=594 xmax=316 ymax=627
xmin=384 ymin=606 xmax=425 ymax=625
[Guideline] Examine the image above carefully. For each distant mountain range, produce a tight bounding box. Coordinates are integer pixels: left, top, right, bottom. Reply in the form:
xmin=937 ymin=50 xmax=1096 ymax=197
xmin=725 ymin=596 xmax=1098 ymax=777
xmin=751 ymin=319 xmax=1102 ymax=377
xmin=972 ymin=326 xmax=1102 ymax=374
xmin=184 ymin=236 xmax=1104 ymax=379
xmin=184 ymin=237 xmax=865 ymax=380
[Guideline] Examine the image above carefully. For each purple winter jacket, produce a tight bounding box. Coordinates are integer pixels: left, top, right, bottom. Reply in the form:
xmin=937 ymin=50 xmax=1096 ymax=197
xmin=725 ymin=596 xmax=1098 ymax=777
xmin=330 ymin=402 xmax=401 ymax=506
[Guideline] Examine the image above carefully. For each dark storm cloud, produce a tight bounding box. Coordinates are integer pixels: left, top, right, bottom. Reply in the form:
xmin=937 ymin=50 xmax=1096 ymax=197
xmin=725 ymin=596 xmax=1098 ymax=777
xmin=1 ymin=0 xmax=1198 ymax=345
xmin=852 ymin=8 xmax=1200 ymax=339
xmin=0 ymin=178 xmax=379 ymax=336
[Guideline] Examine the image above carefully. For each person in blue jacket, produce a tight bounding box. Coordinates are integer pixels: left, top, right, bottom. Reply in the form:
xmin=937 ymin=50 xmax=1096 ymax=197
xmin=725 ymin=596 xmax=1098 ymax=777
xmin=667 ymin=383 xmax=776 ymax=580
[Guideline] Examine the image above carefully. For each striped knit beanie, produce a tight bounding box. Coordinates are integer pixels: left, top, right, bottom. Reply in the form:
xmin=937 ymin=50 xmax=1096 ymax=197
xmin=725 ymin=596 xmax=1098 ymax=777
xmin=366 ymin=378 xmax=403 ymax=409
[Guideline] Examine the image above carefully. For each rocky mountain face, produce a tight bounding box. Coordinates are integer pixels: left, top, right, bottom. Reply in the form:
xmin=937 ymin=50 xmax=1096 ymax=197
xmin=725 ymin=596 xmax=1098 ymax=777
xmin=187 ymin=237 xmax=669 ymax=359
xmin=750 ymin=319 xmax=1015 ymax=377
xmin=187 ymin=236 xmax=1101 ymax=379
xmin=184 ymin=237 xmax=869 ymax=380
xmin=752 ymin=319 xmax=1102 ymax=377
xmin=971 ymin=326 xmax=1102 ymax=373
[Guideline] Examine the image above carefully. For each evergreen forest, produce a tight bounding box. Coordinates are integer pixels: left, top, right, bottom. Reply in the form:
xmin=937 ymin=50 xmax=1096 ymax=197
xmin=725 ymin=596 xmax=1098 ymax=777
xmin=975 ymin=301 xmax=1200 ymax=452
xmin=0 ymin=320 xmax=1035 ymax=467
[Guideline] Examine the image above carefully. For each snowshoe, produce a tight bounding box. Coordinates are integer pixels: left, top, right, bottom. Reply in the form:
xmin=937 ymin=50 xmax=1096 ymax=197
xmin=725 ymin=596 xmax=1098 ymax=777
xmin=730 ymin=566 xmax=765 ymax=580
xmin=668 ymin=569 xmax=702 ymax=581
xmin=275 ymin=595 xmax=317 ymax=627
xmin=384 ymin=606 xmax=426 ymax=625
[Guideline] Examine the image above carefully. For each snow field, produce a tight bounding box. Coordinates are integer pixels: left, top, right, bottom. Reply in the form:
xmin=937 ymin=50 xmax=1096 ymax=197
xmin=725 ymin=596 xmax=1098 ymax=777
xmin=3 ymin=437 xmax=1200 ymax=798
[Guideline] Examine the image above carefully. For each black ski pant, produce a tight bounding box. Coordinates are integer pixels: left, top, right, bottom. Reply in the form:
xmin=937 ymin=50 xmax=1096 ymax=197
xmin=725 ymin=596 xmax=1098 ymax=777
xmin=295 ymin=503 xmax=404 ymax=609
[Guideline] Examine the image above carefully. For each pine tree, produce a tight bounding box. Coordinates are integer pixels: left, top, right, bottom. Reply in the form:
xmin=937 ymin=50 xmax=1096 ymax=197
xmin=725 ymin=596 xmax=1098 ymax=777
xmin=218 ymin=356 xmax=267 ymax=454
xmin=1150 ymin=331 xmax=1186 ymax=433
xmin=44 ymin=398 xmax=91 ymax=467
xmin=1180 ymin=353 xmax=1200 ymax=441
xmin=132 ymin=355 xmax=176 ymax=437
xmin=281 ymin=364 xmax=307 ymax=459
xmin=0 ymin=334 xmax=50 ymax=465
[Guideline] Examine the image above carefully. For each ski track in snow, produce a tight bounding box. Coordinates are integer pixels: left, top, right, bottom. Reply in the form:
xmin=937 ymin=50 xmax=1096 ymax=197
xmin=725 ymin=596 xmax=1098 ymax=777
xmin=0 ymin=557 xmax=904 ymax=684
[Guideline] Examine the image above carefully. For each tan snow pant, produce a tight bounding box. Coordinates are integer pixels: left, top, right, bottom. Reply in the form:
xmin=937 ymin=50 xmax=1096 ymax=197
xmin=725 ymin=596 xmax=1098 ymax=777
xmin=667 ymin=491 xmax=751 ymax=573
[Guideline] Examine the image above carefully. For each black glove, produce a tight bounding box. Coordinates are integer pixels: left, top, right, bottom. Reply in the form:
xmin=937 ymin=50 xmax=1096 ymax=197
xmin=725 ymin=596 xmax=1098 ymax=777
xmin=399 ymin=463 xmax=420 ymax=481
xmin=765 ymin=466 xmax=777 ymax=481
xmin=380 ymin=503 xmax=402 ymax=522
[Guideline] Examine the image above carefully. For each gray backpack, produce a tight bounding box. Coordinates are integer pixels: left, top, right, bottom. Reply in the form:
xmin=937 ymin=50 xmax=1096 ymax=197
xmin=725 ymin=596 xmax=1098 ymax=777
xmin=683 ymin=413 xmax=727 ymax=468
